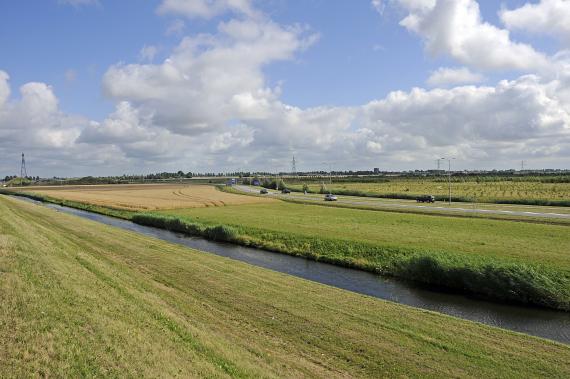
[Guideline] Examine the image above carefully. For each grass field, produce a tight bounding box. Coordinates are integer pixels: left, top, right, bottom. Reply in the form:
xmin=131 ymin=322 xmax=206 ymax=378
xmin=287 ymin=179 xmax=570 ymax=205
xmin=158 ymin=201 xmax=570 ymax=310
xmin=1 ymin=195 xmax=569 ymax=377
xmin=17 ymin=184 xmax=274 ymax=210
xmin=3 ymin=184 xmax=570 ymax=309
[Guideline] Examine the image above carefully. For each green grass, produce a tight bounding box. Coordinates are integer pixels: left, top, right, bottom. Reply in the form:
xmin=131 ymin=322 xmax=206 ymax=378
xmin=1 ymin=195 xmax=570 ymax=377
xmin=158 ymin=202 xmax=570 ymax=310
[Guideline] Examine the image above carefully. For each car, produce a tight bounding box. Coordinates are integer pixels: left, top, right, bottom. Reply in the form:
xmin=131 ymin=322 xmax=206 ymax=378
xmin=416 ymin=195 xmax=435 ymax=203
xmin=324 ymin=193 xmax=337 ymax=201
xmin=260 ymin=188 xmax=268 ymax=194
xmin=281 ymin=188 xmax=291 ymax=194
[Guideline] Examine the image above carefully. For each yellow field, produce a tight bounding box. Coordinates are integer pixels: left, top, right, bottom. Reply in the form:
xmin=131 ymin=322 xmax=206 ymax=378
xmin=24 ymin=184 xmax=273 ymax=210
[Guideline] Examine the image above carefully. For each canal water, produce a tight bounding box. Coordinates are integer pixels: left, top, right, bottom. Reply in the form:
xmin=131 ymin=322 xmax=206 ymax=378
xmin=18 ymin=197 xmax=570 ymax=344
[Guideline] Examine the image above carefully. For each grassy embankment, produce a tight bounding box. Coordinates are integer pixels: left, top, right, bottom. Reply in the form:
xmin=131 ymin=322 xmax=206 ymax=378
xmin=3 ymin=188 xmax=570 ymax=311
xmin=282 ymin=178 xmax=570 ymax=206
xmin=1 ymin=195 xmax=570 ymax=377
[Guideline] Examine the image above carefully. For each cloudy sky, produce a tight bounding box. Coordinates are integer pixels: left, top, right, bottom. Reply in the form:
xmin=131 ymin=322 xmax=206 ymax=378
xmin=1 ymin=0 xmax=569 ymax=177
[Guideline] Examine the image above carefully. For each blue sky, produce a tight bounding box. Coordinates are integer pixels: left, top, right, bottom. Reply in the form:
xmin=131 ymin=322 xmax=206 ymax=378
xmin=1 ymin=0 xmax=569 ymax=176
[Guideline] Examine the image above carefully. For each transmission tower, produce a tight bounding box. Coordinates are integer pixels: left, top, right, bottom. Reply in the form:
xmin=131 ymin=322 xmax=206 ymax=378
xmin=291 ymin=155 xmax=297 ymax=174
xmin=20 ymin=153 xmax=27 ymax=179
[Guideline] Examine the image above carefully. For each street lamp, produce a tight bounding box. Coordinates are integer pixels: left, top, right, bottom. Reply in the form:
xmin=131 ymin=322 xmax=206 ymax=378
xmin=440 ymin=157 xmax=455 ymax=204
xmin=320 ymin=162 xmax=333 ymax=194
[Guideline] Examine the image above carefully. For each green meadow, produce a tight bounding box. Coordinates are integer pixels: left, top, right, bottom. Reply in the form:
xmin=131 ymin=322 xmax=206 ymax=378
xmin=1 ymin=195 xmax=570 ymax=377
xmin=158 ymin=201 xmax=570 ymax=310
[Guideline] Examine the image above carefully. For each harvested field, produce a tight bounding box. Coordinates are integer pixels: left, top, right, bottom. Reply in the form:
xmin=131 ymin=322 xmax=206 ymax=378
xmin=22 ymin=184 xmax=273 ymax=210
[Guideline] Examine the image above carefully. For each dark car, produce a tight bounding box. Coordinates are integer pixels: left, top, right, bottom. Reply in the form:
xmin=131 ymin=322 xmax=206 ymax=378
xmin=416 ymin=195 xmax=435 ymax=203
xmin=260 ymin=188 xmax=268 ymax=194
xmin=281 ymin=188 xmax=291 ymax=194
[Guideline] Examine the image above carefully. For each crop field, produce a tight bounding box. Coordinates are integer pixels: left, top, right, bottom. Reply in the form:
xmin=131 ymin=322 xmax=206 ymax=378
xmin=1 ymin=195 xmax=569 ymax=377
xmin=287 ymin=178 xmax=570 ymax=205
xmin=17 ymin=184 xmax=274 ymax=210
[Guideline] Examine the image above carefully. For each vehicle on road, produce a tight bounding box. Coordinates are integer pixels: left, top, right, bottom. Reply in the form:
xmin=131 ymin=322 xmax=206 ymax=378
xmin=281 ymin=188 xmax=291 ymax=194
xmin=324 ymin=193 xmax=338 ymax=201
xmin=260 ymin=188 xmax=268 ymax=194
xmin=416 ymin=195 xmax=435 ymax=203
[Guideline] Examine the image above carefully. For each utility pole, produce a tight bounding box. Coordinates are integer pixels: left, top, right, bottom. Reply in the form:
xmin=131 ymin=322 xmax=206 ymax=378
xmin=441 ymin=157 xmax=455 ymax=205
xmin=521 ymin=160 xmax=525 ymax=171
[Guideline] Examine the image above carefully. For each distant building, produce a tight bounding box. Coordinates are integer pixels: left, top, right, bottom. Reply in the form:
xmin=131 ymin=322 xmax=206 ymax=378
xmin=373 ymin=168 xmax=380 ymax=174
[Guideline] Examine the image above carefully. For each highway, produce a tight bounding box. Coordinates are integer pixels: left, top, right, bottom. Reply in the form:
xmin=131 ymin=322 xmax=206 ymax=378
xmin=234 ymin=185 xmax=570 ymax=220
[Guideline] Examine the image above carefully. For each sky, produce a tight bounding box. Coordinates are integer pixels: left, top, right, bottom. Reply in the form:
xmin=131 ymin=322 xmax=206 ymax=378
xmin=1 ymin=0 xmax=569 ymax=177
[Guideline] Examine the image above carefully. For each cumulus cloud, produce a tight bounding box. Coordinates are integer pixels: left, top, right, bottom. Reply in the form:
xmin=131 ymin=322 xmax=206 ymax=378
xmin=157 ymin=0 xmax=257 ymax=19
xmin=3 ymin=1 xmax=570 ymax=176
xmin=500 ymin=0 xmax=570 ymax=43
xmin=165 ymin=19 xmax=186 ymax=36
xmin=139 ymin=45 xmax=159 ymax=62
xmin=427 ymin=67 xmax=484 ymax=86
xmin=394 ymin=0 xmax=551 ymax=72
xmin=102 ymin=18 xmax=318 ymax=136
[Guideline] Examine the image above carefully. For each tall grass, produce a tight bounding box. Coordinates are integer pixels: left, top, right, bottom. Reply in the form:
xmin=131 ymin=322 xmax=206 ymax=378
xmin=132 ymin=213 xmax=239 ymax=242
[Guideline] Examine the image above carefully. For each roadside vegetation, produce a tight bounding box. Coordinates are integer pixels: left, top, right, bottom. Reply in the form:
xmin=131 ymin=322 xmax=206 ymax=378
xmin=275 ymin=176 xmax=570 ymax=206
xmin=2 ymin=195 xmax=570 ymax=377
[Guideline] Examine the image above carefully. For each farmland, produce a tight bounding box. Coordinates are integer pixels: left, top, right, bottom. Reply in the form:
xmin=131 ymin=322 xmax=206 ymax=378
xmin=20 ymin=184 xmax=274 ymax=210
xmin=1 ymin=195 xmax=570 ymax=377
xmin=5 ymin=183 xmax=570 ymax=310
xmin=284 ymin=176 xmax=570 ymax=205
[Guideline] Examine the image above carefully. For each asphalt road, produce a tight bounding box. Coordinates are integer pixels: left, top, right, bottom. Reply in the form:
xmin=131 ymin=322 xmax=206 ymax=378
xmin=234 ymin=185 xmax=570 ymax=220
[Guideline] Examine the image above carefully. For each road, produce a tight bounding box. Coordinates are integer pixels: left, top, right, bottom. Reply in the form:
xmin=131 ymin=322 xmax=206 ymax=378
xmin=234 ymin=185 xmax=570 ymax=220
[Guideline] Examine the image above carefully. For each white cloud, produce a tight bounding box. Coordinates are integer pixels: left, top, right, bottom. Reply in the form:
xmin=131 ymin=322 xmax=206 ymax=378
xmin=427 ymin=67 xmax=483 ymax=86
xmin=395 ymin=0 xmax=551 ymax=72
xmin=165 ymin=19 xmax=186 ymax=36
xmin=102 ymin=18 xmax=318 ymax=136
xmin=157 ymin=0 xmax=256 ymax=19
xmin=139 ymin=45 xmax=159 ymax=62
xmin=371 ymin=0 xmax=384 ymax=14
xmin=0 ymin=71 xmax=10 ymax=107
xmin=500 ymin=0 xmax=570 ymax=43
